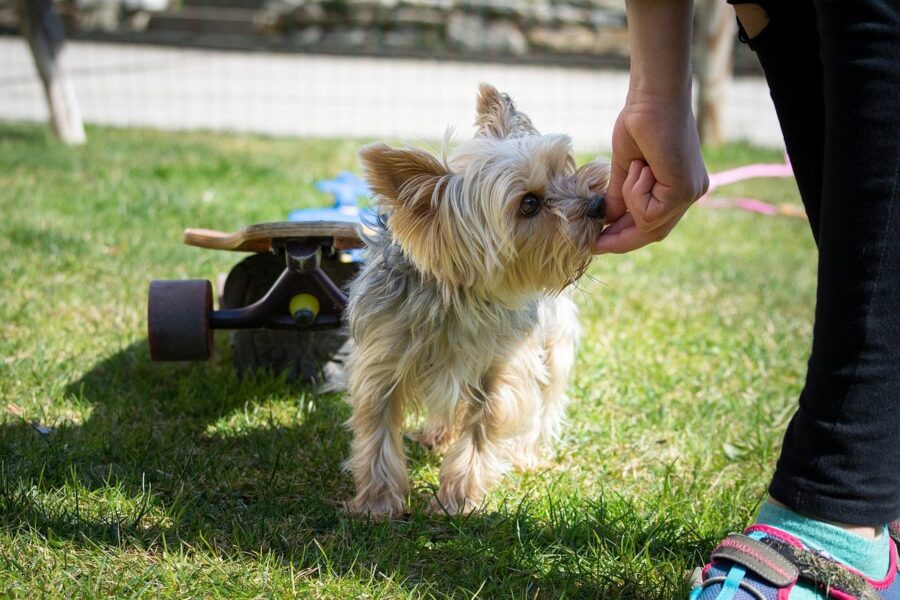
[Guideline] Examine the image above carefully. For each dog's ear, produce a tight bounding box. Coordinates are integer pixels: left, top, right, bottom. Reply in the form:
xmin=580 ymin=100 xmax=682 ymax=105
xmin=359 ymin=143 xmax=454 ymax=272
xmin=475 ymin=83 xmax=539 ymax=139
xmin=359 ymin=143 xmax=449 ymax=215
xmin=360 ymin=143 xmax=485 ymax=289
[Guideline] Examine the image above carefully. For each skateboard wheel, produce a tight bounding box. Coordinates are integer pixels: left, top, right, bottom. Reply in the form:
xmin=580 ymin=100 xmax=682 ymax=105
xmin=289 ymin=293 xmax=320 ymax=326
xmin=148 ymin=279 xmax=213 ymax=361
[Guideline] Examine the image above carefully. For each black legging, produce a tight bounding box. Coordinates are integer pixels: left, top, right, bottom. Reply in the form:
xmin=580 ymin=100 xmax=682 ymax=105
xmin=729 ymin=0 xmax=900 ymax=525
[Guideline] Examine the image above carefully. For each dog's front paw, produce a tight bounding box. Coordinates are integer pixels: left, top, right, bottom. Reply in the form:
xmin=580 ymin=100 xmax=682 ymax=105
xmin=344 ymin=493 xmax=407 ymax=520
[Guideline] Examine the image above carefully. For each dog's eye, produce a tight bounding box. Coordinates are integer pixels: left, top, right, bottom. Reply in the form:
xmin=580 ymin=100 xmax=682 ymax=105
xmin=519 ymin=193 xmax=542 ymax=218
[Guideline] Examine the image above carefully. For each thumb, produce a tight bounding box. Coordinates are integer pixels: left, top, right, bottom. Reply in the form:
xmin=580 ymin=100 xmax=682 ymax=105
xmin=604 ymin=159 xmax=629 ymax=224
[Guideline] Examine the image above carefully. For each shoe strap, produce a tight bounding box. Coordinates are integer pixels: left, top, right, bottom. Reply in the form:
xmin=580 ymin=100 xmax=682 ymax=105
xmin=711 ymin=533 xmax=799 ymax=586
xmin=710 ymin=532 xmax=885 ymax=599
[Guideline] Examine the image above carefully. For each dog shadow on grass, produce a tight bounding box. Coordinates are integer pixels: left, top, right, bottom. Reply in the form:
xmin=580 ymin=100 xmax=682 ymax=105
xmin=0 ymin=340 xmax=702 ymax=597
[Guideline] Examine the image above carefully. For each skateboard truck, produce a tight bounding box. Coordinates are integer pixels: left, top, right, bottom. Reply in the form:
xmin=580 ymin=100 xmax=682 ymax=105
xmin=147 ymin=177 xmax=372 ymax=374
xmin=148 ymin=238 xmax=350 ymax=362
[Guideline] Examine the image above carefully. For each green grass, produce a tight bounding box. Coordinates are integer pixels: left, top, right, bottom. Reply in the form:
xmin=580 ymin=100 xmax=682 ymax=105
xmin=0 ymin=123 xmax=815 ymax=598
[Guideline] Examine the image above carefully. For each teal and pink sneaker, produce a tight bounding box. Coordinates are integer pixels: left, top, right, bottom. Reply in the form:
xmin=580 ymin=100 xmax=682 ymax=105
xmin=689 ymin=523 xmax=900 ymax=600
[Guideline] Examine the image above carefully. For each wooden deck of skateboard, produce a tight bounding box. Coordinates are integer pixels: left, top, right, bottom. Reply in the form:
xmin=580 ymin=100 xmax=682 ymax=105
xmin=183 ymin=221 xmax=367 ymax=252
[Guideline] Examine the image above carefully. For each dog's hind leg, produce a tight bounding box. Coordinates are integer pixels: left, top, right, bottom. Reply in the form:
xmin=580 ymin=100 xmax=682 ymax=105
xmin=408 ymin=370 xmax=462 ymax=452
xmin=506 ymin=298 xmax=578 ymax=472
xmin=537 ymin=296 xmax=579 ymax=449
xmin=430 ymin=391 xmax=507 ymax=515
xmin=431 ymin=349 xmax=544 ymax=514
xmin=407 ymin=419 xmax=456 ymax=452
xmin=344 ymin=347 xmax=410 ymax=519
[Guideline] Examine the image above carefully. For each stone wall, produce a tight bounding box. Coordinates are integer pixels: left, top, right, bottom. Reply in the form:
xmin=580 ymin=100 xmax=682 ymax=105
xmin=0 ymin=0 xmax=630 ymax=63
xmin=255 ymin=0 xmax=630 ymax=60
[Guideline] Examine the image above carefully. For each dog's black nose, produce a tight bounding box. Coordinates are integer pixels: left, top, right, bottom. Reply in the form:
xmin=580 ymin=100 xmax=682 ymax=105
xmin=586 ymin=195 xmax=605 ymax=220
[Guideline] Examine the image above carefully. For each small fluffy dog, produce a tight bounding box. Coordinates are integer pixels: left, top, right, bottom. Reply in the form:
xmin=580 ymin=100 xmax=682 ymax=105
xmin=345 ymin=84 xmax=608 ymax=518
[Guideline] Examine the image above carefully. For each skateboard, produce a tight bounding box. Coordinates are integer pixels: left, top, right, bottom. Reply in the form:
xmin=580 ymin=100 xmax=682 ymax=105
xmin=148 ymin=173 xmax=373 ymax=382
xmin=148 ymin=219 xmax=365 ymax=363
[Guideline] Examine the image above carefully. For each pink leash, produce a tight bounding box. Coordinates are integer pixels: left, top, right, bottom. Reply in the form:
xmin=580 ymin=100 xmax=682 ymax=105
xmin=698 ymin=154 xmax=805 ymax=219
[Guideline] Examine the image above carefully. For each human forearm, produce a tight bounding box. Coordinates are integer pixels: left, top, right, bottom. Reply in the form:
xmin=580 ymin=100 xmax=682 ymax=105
xmin=624 ymin=0 xmax=694 ymax=102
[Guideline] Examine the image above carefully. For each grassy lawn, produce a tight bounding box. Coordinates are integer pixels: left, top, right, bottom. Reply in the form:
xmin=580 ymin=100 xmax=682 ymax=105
xmin=0 ymin=123 xmax=815 ymax=598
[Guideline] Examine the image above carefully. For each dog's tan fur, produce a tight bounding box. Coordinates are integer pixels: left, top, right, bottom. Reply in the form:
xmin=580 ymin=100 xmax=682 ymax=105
xmin=344 ymin=84 xmax=609 ymax=518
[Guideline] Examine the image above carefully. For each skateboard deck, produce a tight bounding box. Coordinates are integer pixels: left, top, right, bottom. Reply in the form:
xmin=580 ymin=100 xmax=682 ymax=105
xmin=183 ymin=221 xmax=367 ymax=252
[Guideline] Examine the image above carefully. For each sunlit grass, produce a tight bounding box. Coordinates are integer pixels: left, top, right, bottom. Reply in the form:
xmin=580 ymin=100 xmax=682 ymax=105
xmin=0 ymin=123 xmax=814 ymax=598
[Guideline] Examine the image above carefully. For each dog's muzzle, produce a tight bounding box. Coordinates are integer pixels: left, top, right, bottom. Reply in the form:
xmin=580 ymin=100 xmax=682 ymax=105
xmin=586 ymin=195 xmax=606 ymax=220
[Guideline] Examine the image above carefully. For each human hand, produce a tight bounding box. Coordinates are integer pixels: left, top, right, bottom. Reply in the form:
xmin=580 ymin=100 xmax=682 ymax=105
xmin=594 ymin=97 xmax=709 ymax=254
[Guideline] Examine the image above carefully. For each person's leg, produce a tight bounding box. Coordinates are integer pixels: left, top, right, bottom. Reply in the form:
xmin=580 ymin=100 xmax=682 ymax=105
xmin=729 ymin=0 xmax=827 ymax=241
xmin=730 ymin=0 xmax=899 ymax=533
xmin=692 ymin=1 xmax=900 ymax=597
xmin=768 ymin=0 xmax=900 ymax=526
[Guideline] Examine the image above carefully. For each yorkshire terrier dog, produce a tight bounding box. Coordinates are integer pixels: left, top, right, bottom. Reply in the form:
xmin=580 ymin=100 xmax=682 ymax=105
xmin=344 ymin=84 xmax=608 ymax=518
